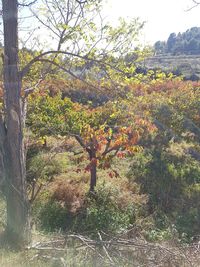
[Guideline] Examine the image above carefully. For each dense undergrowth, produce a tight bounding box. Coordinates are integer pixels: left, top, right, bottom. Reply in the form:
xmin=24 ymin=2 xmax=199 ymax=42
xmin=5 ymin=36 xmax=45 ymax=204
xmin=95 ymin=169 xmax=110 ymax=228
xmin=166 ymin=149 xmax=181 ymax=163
xmin=24 ymin=76 xmax=200 ymax=244
xmin=0 ymin=74 xmax=200 ymax=266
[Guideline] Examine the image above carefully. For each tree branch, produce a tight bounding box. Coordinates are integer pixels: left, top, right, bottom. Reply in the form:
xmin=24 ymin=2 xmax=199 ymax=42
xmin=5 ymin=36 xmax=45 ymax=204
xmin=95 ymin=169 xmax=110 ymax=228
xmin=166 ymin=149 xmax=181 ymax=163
xmin=20 ymin=49 xmax=129 ymax=80
xmin=34 ymin=58 xmax=101 ymax=91
xmin=73 ymin=134 xmax=92 ymax=154
xmin=18 ymin=0 xmax=38 ymax=7
xmin=186 ymin=0 xmax=200 ymax=11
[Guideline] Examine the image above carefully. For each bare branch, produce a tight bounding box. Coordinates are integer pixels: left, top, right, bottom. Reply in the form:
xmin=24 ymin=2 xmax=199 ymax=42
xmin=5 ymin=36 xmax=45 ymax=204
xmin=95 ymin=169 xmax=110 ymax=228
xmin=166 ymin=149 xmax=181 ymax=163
xmin=20 ymin=49 xmax=129 ymax=79
xmin=75 ymin=0 xmax=87 ymax=4
xmin=18 ymin=0 xmax=38 ymax=7
xmin=35 ymin=58 xmax=101 ymax=92
xmin=186 ymin=0 xmax=200 ymax=11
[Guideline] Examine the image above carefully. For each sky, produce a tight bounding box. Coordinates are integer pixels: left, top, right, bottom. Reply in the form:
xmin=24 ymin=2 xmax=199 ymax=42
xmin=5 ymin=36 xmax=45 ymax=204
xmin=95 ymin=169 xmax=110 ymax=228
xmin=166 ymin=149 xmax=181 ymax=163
xmin=103 ymin=0 xmax=200 ymax=45
xmin=16 ymin=0 xmax=200 ymax=50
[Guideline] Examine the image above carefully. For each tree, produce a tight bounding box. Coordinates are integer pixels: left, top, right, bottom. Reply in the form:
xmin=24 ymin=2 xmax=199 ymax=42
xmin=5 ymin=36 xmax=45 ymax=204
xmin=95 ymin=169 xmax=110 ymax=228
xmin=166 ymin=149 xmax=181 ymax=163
xmin=1 ymin=0 xmax=30 ymax=247
xmin=154 ymin=41 xmax=166 ymax=55
xmin=166 ymin=33 xmax=176 ymax=53
xmin=187 ymin=38 xmax=199 ymax=54
xmin=0 ymin=0 xmax=144 ymax=247
xmin=154 ymin=27 xmax=200 ymax=55
xmin=27 ymin=92 xmax=156 ymax=192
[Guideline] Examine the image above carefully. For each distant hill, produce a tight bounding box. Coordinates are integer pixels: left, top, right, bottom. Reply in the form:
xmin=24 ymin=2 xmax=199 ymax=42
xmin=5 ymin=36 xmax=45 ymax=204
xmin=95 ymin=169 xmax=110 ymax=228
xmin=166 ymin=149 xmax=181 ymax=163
xmin=154 ymin=27 xmax=200 ymax=56
xmin=140 ymin=54 xmax=200 ymax=80
xmin=137 ymin=28 xmax=200 ymax=80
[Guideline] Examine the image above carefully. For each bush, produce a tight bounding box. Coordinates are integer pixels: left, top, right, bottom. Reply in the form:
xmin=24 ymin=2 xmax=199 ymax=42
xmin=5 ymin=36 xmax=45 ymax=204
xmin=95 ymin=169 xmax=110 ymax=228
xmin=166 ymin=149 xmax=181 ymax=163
xmin=27 ymin=152 xmax=67 ymax=184
xmin=33 ymin=180 xmax=143 ymax=235
xmin=37 ymin=199 xmax=68 ymax=232
xmin=128 ymin=141 xmax=200 ymax=240
xmin=175 ymin=184 xmax=200 ymax=241
xmin=76 ymin=182 xmax=139 ymax=235
xmin=26 ymin=151 xmax=68 ymax=203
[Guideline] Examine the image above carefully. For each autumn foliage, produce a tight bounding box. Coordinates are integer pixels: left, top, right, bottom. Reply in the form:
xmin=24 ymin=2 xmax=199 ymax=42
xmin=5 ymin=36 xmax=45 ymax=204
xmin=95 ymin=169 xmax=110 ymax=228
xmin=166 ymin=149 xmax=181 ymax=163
xmin=26 ymin=72 xmax=200 ymax=241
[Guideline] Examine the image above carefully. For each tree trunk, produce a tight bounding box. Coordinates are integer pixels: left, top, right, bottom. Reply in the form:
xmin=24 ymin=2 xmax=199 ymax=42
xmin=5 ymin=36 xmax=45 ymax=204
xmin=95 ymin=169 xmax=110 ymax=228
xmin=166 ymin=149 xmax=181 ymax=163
xmin=2 ymin=0 xmax=30 ymax=247
xmin=89 ymin=151 xmax=97 ymax=192
xmin=0 ymin=117 xmax=7 ymax=191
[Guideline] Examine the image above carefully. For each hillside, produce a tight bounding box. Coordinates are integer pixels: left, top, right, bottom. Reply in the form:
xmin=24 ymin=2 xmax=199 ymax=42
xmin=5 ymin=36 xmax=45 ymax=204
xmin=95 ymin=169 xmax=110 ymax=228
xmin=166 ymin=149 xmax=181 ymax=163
xmin=141 ymin=54 xmax=200 ymax=79
xmin=150 ymin=27 xmax=200 ymax=79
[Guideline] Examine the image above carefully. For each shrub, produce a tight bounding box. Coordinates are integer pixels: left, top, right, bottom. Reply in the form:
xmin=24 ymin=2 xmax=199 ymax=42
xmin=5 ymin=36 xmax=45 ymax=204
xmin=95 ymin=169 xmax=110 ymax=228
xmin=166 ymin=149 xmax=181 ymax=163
xmin=27 ymin=152 xmax=66 ymax=183
xmin=26 ymin=151 xmax=68 ymax=202
xmin=128 ymin=141 xmax=200 ymax=239
xmin=36 ymin=199 xmax=69 ymax=232
xmin=77 ymin=182 xmax=140 ymax=235
xmin=52 ymin=179 xmax=86 ymax=213
xmin=33 ymin=179 xmax=144 ymax=235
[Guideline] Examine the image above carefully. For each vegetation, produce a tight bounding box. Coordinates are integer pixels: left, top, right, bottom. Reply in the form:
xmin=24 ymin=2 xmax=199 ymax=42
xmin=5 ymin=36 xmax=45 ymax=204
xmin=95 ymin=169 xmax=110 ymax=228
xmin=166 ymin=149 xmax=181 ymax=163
xmin=154 ymin=27 xmax=200 ymax=55
xmin=25 ymin=75 xmax=200 ymax=245
xmin=0 ymin=0 xmax=199 ymax=266
xmin=0 ymin=0 xmax=144 ymax=248
xmin=1 ymin=74 xmax=199 ymax=265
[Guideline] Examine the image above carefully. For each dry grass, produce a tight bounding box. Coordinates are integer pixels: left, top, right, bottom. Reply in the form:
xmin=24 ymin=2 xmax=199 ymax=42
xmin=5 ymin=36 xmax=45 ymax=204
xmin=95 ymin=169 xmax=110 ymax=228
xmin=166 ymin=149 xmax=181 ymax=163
xmin=52 ymin=178 xmax=86 ymax=213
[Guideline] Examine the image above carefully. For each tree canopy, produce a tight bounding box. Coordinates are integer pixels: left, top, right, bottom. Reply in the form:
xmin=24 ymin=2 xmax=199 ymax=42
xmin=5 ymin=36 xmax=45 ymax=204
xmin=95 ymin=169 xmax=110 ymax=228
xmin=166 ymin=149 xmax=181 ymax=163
xmin=154 ymin=27 xmax=200 ymax=55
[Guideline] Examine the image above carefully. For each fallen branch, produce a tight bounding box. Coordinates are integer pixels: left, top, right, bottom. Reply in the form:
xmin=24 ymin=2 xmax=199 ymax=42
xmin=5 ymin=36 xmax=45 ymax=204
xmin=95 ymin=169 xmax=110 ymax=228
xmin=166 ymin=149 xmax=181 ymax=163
xmin=27 ymin=233 xmax=200 ymax=267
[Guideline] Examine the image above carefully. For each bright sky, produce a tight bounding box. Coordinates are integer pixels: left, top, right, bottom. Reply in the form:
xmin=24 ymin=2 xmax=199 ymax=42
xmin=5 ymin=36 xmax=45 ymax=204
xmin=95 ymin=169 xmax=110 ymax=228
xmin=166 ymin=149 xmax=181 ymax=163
xmin=104 ymin=0 xmax=200 ymax=45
